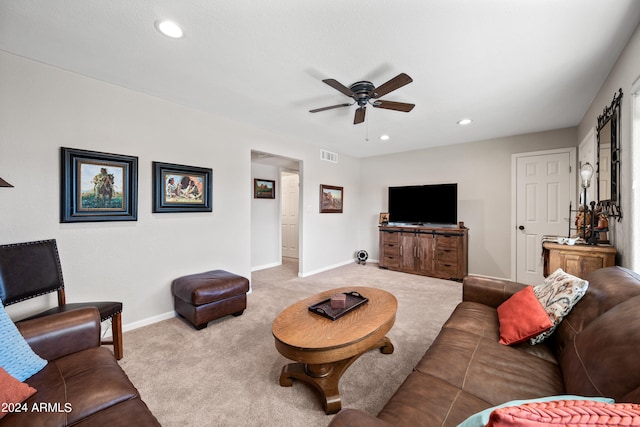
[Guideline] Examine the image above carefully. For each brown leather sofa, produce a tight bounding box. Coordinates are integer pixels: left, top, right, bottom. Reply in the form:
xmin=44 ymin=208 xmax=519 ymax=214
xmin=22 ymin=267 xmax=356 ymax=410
xmin=329 ymin=266 xmax=640 ymax=426
xmin=1 ymin=307 xmax=160 ymax=427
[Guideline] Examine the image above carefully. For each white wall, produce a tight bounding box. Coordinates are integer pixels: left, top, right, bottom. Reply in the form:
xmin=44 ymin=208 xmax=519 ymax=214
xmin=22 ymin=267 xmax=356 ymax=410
xmin=251 ymin=163 xmax=281 ymax=270
xmin=0 ymin=51 xmax=361 ymax=328
xmin=577 ymin=23 xmax=640 ymax=266
xmin=359 ymin=128 xmax=577 ymax=279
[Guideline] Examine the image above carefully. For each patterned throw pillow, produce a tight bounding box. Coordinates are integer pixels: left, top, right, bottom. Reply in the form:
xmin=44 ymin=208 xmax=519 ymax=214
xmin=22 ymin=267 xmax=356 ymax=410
xmin=457 ymin=395 xmax=615 ymax=427
xmin=0 ymin=304 xmax=47 ymax=382
xmin=487 ymin=399 xmax=640 ymax=426
xmin=529 ymin=268 xmax=589 ymax=345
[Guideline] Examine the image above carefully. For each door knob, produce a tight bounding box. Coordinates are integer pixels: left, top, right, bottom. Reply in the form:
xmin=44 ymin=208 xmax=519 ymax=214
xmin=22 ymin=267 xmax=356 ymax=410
xmin=518 ymin=225 xmax=525 ymax=230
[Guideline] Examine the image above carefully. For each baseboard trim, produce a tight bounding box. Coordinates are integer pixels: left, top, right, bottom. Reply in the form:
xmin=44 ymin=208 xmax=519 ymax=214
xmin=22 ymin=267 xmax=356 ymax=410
xmin=251 ymin=261 xmax=282 ymax=272
xmin=122 ymin=310 xmax=176 ymax=334
xmin=299 ymin=259 xmax=356 ymax=278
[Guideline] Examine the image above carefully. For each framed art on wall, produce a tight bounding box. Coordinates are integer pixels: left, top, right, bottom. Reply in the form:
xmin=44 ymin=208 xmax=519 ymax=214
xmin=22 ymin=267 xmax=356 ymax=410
xmin=60 ymin=147 xmax=138 ymax=223
xmin=320 ymin=184 xmax=343 ymax=213
xmin=254 ymin=179 xmax=275 ymax=199
xmin=152 ymin=162 xmax=212 ymax=213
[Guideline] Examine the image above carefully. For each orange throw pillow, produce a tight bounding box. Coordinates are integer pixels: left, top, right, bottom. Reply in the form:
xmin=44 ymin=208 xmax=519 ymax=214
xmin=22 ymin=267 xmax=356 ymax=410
xmin=0 ymin=366 xmax=36 ymax=420
xmin=487 ymin=399 xmax=640 ymax=426
xmin=497 ymin=286 xmax=554 ymax=345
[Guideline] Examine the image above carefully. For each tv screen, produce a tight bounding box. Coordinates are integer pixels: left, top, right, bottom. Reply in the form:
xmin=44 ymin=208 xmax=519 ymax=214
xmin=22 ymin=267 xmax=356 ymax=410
xmin=388 ymin=184 xmax=457 ymax=225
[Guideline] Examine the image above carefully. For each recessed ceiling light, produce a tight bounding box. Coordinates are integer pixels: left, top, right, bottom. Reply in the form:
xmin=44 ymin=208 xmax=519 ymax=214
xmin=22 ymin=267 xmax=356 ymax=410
xmin=155 ymin=20 xmax=184 ymax=39
xmin=380 ymin=134 xmax=390 ymax=141
xmin=457 ymin=118 xmax=472 ymax=125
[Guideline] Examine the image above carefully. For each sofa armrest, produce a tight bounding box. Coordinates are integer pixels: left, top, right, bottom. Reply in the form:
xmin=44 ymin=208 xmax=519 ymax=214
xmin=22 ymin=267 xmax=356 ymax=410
xmin=463 ymin=275 xmax=527 ymax=309
xmin=328 ymin=409 xmax=394 ymax=427
xmin=16 ymin=307 xmax=101 ymax=361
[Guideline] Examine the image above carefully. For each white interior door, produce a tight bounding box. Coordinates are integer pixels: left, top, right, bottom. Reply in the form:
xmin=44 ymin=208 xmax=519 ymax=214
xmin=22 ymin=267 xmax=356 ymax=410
xmin=514 ymin=149 xmax=575 ymax=284
xmin=281 ymin=172 xmax=299 ymax=259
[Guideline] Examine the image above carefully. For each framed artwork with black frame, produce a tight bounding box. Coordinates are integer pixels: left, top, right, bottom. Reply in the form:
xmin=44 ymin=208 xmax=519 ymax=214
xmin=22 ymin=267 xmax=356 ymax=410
xmin=254 ymin=178 xmax=276 ymax=199
xmin=320 ymin=184 xmax=343 ymax=213
xmin=152 ymin=162 xmax=212 ymax=213
xmin=60 ymin=147 xmax=138 ymax=223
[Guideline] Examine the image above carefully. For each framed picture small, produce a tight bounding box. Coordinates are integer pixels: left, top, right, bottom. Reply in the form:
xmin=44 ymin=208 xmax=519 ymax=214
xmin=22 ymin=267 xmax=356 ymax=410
xmin=379 ymin=212 xmax=390 ymax=224
xmin=254 ymin=178 xmax=275 ymax=199
xmin=153 ymin=162 xmax=212 ymax=213
xmin=320 ymin=184 xmax=343 ymax=213
xmin=60 ymin=147 xmax=138 ymax=223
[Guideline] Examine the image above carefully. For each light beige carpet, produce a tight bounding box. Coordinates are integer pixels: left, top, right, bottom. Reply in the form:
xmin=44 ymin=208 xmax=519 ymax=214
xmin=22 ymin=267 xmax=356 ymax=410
xmin=118 ymin=260 xmax=462 ymax=426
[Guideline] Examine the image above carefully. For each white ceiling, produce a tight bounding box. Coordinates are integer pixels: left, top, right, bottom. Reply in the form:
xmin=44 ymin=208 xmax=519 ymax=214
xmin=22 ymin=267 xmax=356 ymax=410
xmin=2 ymin=0 xmax=640 ymax=158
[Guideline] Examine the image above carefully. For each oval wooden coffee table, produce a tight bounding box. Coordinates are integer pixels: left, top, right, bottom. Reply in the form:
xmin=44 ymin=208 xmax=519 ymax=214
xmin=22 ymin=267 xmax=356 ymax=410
xmin=272 ymin=286 xmax=397 ymax=414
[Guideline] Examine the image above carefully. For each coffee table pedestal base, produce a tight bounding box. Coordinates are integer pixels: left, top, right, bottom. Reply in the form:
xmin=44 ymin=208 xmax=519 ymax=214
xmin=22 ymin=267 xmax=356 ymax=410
xmin=278 ymin=336 xmax=394 ymax=414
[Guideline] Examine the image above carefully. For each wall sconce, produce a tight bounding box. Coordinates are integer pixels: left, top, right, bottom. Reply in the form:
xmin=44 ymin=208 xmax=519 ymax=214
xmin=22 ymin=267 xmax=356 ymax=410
xmin=0 ymin=177 xmax=13 ymax=188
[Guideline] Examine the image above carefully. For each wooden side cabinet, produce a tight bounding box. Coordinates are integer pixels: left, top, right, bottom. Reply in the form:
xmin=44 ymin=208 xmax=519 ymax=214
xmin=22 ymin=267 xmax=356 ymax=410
xmin=542 ymin=242 xmax=616 ymax=279
xmin=379 ymin=225 xmax=468 ymax=281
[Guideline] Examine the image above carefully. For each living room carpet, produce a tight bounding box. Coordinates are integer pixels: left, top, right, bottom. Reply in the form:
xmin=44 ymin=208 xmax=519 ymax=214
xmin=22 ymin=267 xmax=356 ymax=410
xmin=118 ymin=259 xmax=462 ymax=426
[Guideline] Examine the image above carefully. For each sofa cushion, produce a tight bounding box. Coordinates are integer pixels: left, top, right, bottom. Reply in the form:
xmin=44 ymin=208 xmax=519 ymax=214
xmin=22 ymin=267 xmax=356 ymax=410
xmin=414 ymin=327 xmax=564 ymax=407
xmin=3 ymin=347 xmax=140 ymax=427
xmin=554 ymin=267 xmax=640 ymax=355
xmin=487 ymin=400 xmax=640 ymax=426
xmin=560 ymin=296 xmax=640 ymax=402
xmin=0 ymin=304 xmax=47 ymax=382
xmin=497 ymin=286 xmax=553 ymax=345
xmin=0 ymin=367 xmax=37 ymax=420
xmin=529 ymin=268 xmax=588 ymax=345
xmin=443 ymin=301 xmax=501 ymax=339
xmin=377 ymin=372 xmax=492 ymax=427
xmin=71 ymin=398 xmax=160 ymax=427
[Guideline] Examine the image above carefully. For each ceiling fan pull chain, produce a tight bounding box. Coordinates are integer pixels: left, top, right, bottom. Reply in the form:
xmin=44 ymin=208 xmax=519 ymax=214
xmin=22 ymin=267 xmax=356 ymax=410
xmin=365 ymin=119 xmax=369 ymax=142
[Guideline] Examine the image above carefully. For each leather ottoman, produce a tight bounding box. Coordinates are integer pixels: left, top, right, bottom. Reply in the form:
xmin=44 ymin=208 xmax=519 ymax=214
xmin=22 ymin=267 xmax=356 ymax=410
xmin=171 ymin=270 xmax=249 ymax=330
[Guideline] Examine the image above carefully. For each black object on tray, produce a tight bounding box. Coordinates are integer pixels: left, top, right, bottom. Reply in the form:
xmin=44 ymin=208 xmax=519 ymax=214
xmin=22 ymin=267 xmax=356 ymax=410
xmin=308 ymin=291 xmax=369 ymax=320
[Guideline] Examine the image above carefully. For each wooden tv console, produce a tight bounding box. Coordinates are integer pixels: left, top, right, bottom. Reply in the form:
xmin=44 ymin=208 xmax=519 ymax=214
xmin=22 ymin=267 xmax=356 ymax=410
xmin=379 ymin=224 xmax=468 ymax=281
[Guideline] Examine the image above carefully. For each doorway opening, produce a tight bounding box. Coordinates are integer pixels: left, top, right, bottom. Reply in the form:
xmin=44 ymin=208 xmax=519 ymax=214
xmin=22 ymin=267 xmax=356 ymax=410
xmin=251 ymin=151 xmax=302 ymax=276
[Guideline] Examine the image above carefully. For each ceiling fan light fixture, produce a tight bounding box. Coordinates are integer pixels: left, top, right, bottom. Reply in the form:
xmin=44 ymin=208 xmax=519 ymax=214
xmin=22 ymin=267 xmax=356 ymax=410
xmin=310 ymin=73 xmax=414 ymax=125
xmin=155 ymin=20 xmax=184 ymax=39
xmin=457 ymin=118 xmax=472 ymax=125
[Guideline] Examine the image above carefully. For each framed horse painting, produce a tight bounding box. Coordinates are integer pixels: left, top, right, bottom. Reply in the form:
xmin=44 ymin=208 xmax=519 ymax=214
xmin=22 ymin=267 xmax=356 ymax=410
xmin=60 ymin=147 xmax=138 ymax=222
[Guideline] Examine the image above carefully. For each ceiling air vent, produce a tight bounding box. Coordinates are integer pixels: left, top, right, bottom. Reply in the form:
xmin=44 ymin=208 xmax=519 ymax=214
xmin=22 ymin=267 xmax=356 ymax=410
xmin=320 ymin=149 xmax=338 ymax=163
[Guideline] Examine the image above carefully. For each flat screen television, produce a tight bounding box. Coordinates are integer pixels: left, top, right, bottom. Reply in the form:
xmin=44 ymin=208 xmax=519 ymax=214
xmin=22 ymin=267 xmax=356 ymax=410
xmin=388 ymin=183 xmax=457 ymax=226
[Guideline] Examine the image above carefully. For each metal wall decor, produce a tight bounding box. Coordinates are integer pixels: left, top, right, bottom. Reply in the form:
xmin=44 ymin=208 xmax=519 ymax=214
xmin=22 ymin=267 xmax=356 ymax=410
xmin=596 ymin=88 xmax=623 ymax=220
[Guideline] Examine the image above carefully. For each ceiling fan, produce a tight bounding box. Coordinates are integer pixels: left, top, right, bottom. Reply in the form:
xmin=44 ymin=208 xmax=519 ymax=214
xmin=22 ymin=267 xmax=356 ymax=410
xmin=310 ymin=73 xmax=415 ymax=125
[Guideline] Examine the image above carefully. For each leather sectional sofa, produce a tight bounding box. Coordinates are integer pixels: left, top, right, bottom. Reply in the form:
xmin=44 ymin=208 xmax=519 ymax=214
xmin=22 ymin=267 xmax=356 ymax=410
xmin=329 ymin=266 xmax=640 ymax=426
xmin=1 ymin=307 xmax=159 ymax=427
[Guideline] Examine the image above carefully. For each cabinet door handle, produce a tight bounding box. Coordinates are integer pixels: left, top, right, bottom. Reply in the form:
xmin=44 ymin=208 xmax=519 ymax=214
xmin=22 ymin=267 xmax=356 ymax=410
xmin=400 ymin=245 xmax=403 ymax=256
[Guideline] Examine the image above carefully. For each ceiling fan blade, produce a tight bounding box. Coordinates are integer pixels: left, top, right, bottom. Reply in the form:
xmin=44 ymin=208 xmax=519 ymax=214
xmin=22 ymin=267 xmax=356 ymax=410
xmin=354 ymin=107 xmax=366 ymax=124
xmin=372 ymin=100 xmax=415 ymax=112
xmin=372 ymin=73 xmax=413 ymax=99
xmin=323 ymin=79 xmax=356 ymax=98
xmin=309 ymin=103 xmax=352 ymax=113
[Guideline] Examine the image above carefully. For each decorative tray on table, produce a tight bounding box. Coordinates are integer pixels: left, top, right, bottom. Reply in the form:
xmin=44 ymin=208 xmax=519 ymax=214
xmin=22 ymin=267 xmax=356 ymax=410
xmin=308 ymin=291 xmax=369 ymax=320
